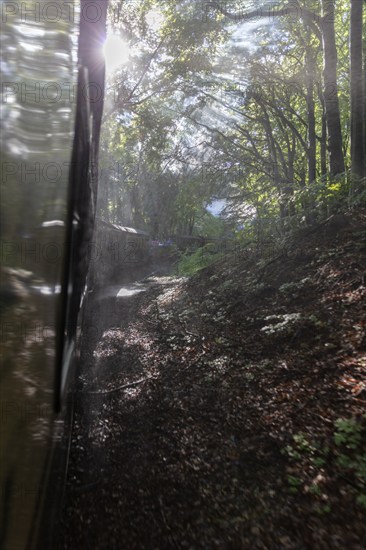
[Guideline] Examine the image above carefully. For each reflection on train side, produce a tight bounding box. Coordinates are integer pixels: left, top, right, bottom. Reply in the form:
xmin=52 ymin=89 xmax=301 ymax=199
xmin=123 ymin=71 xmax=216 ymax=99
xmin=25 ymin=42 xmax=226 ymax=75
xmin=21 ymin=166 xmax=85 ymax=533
xmin=0 ymin=1 xmax=79 ymax=548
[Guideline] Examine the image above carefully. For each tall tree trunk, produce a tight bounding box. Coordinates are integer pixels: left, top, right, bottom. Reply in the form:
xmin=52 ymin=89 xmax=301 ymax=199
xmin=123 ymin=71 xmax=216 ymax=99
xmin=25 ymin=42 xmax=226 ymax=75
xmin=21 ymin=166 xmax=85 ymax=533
xmin=259 ymin=103 xmax=286 ymax=217
xmin=321 ymin=0 xmax=345 ymax=176
xmin=306 ymin=49 xmax=317 ymax=183
xmin=321 ymin=114 xmax=328 ymax=178
xmin=286 ymin=136 xmax=296 ymax=216
xmin=363 ymin=0 xmax=366 ymax=177
xmin=98 ymin=165 xmax=110 ymax=221
xmin=318 ymin=86 xmax=328 ymax=178
xmin=350 ymin=0 xmax=364 ymax=177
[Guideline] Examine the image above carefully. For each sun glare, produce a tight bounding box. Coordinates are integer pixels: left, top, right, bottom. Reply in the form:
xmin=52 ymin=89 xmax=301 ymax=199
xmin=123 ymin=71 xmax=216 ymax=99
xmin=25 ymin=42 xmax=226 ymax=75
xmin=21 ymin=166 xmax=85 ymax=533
xmin=103 ymin=34 xmax=129 ymax=74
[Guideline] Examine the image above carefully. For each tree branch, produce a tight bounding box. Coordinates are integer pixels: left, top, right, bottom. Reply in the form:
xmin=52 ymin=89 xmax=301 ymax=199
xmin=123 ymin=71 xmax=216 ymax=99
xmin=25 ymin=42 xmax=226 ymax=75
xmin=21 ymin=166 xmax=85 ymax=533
xmin=206 ymin=2 xmax=322 ymax=40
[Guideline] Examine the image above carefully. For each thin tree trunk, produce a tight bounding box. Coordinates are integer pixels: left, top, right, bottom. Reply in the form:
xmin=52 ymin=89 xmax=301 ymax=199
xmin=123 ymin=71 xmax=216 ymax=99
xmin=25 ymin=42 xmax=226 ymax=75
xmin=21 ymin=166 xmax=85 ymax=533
xmin=286 ymin=136 xmax=296 ymax=216
xmin=306 ymin=49 xmax=317 ymax=183
xmin=317 ymin=86 xmax=328 ymax=178
xmin=321 ymin=0 xmax=345 ymax=176
xmin=363 ymin=0 xmax=366 ymax=177
xmin=259 ymin=104 xmax=285 ymax=217
xmin=350 ymin=0 xmax=364 ymax=178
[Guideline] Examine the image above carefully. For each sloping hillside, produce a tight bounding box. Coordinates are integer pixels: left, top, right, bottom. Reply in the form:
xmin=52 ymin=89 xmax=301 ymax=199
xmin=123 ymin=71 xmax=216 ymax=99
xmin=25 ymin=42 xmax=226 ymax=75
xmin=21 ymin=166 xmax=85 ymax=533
xmin=61 ymin=211 xmax=366 ymax=549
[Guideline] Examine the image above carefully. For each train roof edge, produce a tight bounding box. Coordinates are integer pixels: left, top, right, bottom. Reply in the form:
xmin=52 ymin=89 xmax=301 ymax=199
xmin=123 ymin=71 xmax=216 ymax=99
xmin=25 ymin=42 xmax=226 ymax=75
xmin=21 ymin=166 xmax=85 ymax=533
xmin=96 ymin=218 xmax=149 ymax=236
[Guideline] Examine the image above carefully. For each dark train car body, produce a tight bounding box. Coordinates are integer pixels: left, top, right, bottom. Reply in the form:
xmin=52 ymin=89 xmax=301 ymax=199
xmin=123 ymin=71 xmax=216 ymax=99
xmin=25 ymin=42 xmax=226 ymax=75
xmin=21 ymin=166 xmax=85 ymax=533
xmin=174 ymin=235 xmax=235 ymax=255
xmin=0 ymin=1 xmax=108 ymax=548
xmin=91 ymin=219 xmax=151 ymax=287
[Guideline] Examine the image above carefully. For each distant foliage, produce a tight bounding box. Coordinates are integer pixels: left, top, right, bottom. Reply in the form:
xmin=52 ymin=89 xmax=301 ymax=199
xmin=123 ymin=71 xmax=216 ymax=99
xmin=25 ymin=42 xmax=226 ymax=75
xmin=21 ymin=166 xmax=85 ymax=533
xmin=177 ymin=243 xmax=224 ymax=275
xmin=100 ymin=0 xmax=365 ymax=247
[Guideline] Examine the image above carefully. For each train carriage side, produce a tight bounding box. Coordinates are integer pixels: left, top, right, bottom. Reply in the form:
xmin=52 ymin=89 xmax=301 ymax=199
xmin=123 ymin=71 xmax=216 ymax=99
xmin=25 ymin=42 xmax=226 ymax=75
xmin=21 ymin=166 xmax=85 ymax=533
xmin=91 ymin=219 xmax=150 ymax=287
xmin=0 ymin=1 xmax=108 ymax=549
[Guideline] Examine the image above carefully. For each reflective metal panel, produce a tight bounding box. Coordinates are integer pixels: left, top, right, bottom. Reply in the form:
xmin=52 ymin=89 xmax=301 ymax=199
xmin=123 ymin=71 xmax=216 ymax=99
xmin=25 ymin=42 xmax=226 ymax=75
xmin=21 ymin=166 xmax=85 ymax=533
xmin=0 ymin=1 xmax=79 ymax=548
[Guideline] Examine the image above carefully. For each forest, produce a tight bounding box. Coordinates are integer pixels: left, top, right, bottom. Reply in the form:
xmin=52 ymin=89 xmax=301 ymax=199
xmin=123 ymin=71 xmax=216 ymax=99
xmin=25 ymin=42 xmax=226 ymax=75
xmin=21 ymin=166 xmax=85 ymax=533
xmin=98 ymin=0 xmax=365 ymax=246
xmin=61 ymin=1 xmax=366 ymax=548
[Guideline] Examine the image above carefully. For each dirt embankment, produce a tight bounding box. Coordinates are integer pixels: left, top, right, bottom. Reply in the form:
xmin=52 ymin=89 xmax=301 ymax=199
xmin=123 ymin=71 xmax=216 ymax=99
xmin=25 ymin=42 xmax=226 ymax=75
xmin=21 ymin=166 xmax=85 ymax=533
xmin=60 ymin=212 xmax=366 ymax=549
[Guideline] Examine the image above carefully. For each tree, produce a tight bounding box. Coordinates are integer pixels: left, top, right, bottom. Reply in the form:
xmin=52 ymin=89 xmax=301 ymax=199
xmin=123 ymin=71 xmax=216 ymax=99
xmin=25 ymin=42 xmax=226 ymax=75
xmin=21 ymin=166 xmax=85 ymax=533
xmin=350 ymin=0 xmax=364 ymax=177
xmin=100 ymin=0 xmax=358 ymax=240
xmin=320 ymin=0 xmax=345 ymax=176
xmin=208 ymin=1 xmax=346 ymax=176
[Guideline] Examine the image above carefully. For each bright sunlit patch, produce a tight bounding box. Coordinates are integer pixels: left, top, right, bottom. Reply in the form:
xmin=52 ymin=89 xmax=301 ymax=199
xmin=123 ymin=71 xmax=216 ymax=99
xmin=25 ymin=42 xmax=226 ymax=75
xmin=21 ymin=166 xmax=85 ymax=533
xmin=145 ymin=7 xmax=164 ymax=32
xmin=117 ymin=285 xmax=147 ymax=298
xmin=103 ymin=33 xmax=129 ymax=73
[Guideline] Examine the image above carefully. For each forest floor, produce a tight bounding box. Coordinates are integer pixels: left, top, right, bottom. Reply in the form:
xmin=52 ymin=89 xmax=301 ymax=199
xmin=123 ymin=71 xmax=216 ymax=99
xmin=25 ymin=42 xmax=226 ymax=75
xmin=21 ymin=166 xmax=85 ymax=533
xmin=60 ymin=211 xmax=366 ymax=550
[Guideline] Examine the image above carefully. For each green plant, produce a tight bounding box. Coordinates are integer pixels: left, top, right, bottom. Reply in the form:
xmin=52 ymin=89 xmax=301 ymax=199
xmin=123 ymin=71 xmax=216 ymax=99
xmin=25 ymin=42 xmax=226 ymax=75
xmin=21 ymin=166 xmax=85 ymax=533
xmin=314 ymin=503 xmax=331 ymax=515
xmin=287 ymin=475 xmax=302 ymax=493
xmin=284 ymin=433 xmax=319 ymax=461
xmin=283 ymin=434 xmax=331 ymax=498
xmin=177 ymin=243 xmax=224 ymax=275
xmin=356 ymin=494 xmax=366 ymax=508
xmin=333 ymin=416 xmax=366 ymax=508
xmin=334 ymin=417 xmax=363 ymax=450
xmin=308 ymin=484 xmax=322 ymax=496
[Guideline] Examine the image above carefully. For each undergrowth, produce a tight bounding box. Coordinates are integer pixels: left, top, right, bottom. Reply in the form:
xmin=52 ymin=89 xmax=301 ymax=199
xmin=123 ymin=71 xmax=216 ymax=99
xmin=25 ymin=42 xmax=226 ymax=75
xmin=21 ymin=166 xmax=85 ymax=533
xmin=283 ymin=416 xmax=366 ymax=510
xmin=177 ymin=176 xmax=366 ymax=276
xmin=177 ymin=243 xmax=225 ymax=275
